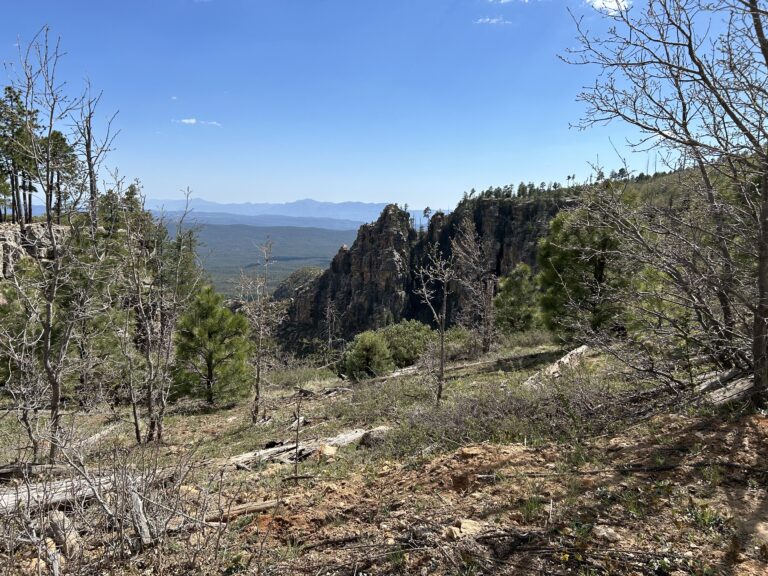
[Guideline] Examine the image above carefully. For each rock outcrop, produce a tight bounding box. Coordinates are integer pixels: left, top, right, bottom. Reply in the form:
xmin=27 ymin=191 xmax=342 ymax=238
xmin=280 ymin=196 xmax=570 ymax=345
xmin=283 ymin=205 xmax=416 ymax=343
xmin=0 ymin=222 xmax=69 ymax=279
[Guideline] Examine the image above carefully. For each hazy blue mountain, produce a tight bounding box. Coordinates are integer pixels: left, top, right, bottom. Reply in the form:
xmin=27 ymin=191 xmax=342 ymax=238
xmin=157 ymin=210 xmax=361 ymax=231
xmin=147 ymin=198 xmax=431 ymax=227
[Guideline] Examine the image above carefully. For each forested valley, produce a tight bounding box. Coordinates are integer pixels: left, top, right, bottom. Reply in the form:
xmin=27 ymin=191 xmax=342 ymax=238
xmin=3 ymin=1 xmax=768 ymax=574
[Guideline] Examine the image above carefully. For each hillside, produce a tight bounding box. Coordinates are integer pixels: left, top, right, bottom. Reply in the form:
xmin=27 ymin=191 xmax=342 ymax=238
xmin=3 ymin=340 xmax=764 ymax=575
xmin=147 ymin=198 xmax=430 ymax=228
xmin=159 ymin=210 xmax=363 ymax=231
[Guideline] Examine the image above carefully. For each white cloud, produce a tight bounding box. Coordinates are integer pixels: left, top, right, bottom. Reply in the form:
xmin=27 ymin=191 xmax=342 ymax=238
xmin=474 ymin=16 xmax=512 ymax=24
xmin=173 ymin=118 xmax=221 ymax=127
xmin=488 ymin=0 xmax=515 ymax=4
xmin=586 ymin=0 xmax=630 ymax=12
xmin=170 ymin=96 xmax=178 ymax=101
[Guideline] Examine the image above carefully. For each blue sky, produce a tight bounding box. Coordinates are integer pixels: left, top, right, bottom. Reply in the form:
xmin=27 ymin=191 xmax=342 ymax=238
xmin=1 ymin=0 xmax=644 ymax=208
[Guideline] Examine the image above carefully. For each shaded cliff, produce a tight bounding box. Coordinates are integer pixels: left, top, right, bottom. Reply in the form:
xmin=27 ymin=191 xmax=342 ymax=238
xmin=280 ymin=196 xmax=570 ymax=345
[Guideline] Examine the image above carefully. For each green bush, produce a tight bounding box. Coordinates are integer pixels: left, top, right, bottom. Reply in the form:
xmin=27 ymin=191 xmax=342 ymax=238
xmin=444 ymin=326 xmax=482 ymax=361
xmin=342 ymin=331 xmax=395 ymax=381
xmin=380 ymin=320 xmax=434 ymax=368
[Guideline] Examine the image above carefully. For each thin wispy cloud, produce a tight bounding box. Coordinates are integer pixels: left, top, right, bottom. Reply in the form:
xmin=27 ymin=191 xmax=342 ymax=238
xmin=586 ymin=0 xmax=630 ymax=12
xmin=173 ymin=118 xmax=221 ymax=127
xmin=474 ymin=16 xmax=512 ymax=25
xmin=170 ymin=96 xmax=178 ymax=101
xmin=487 ymin=0 xmax=515 ymax=4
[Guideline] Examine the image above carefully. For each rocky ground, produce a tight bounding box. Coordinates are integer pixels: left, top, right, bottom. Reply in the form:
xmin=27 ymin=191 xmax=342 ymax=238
xmin=222 ymin=411 xmax=768 ymax=575
xmin=3 ymin=346 xmax=767 ymax=575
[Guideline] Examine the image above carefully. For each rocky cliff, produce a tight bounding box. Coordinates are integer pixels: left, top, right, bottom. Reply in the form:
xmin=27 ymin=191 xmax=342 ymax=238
xmin=0 ymin=222 xmax=69 ymax=279
xmin=282 ymin=205 xmax=417 ymax=344
xmin=280 ymin=196 xmax=570 ymax=345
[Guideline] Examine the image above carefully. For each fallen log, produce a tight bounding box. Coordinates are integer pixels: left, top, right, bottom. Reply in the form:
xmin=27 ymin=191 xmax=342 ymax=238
xmin=225 ymin=426 xmax=391 ymax=470
xmin=0 ymin=463 xmax=70 ymax=482
xmin=0 ymin=468 xmax=176 ymax=517
xmin=695 ymin=368 xmax=745 ymax=395
xmin=523 ymin=345 xmax=591 ymax=389
xmin=0 ymin=474 xmax=117 ymax=516
xmin=707 ymin=376 xmax=755 ymax=406
xmin=48 ymin=510 xmax=82 ymax=558
xmin=79 ymin=422 xmax=125 ymax=451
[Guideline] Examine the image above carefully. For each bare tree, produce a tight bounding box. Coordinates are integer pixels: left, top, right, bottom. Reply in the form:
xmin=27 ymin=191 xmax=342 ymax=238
xmin=565 ymin=0 xmax=768 ymax=394
xmin=118 ymin=186 xmax=200 ymax=443
xmin=415 ymin=243 xmax=457 ymax=404
xmin=237 ymin=240 xmax=285 ymax=422
xmin=0 ymin=28 xmax=121 ymax=462
xmin=451 ymin=215 xmax=497 ymax=354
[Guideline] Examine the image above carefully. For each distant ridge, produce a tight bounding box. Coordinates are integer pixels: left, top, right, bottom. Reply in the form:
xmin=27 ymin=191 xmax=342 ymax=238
xmin=155 ymin=210 xmax=362 ymax=231
xmin=146 ymin=198 xmax=432 ymax=228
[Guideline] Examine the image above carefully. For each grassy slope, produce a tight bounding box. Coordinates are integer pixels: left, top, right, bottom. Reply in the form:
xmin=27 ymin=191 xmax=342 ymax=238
xmin=4 ymin=337 xmax=766 ymax=575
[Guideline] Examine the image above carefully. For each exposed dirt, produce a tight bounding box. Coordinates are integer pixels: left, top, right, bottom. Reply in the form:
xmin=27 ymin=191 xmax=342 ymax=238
xmin=231 ymin=412 xmax=768 ymax=575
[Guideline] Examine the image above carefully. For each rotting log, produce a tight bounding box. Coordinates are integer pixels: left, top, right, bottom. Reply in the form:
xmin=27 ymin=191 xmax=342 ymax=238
xmin=707 ymin=376 xmax=755 ymax=406
xmin=225 ymin=426 xmax=391 ymax=470
xmin=0 ymin=468 xmax=176 ymax=517
xmin=0 ymin=474 xmax=117 ymax=516
xmin=79 ymin=422 xmax=125 ymax=451
xmin=48 ymin=510 xmax=82 ymax=558
xmin=523 ymin=345 xmax=591 ymax=389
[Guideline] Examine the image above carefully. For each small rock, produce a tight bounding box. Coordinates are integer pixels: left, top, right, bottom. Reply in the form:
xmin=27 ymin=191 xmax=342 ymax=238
xmin=180 ymin=485 xmax=201 ymax=499
xmin=444 ymin=519 xmax=483 ymax=540
xmin=593 ymin=525 xmax=621 ymax=543
xmin=359 ymin=427 xmax=388 ymax=449
xmin=319 ymin=444 xmax=338 ymax=457
xmin=458 ymin=446 xmax=485 ymax=459
xmin=458 ymin=519 xmax=483 ymax=536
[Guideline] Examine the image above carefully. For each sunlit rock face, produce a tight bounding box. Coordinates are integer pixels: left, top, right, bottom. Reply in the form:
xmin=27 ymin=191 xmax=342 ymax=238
xmin=280 ymin=196 xmax=570 ymax=346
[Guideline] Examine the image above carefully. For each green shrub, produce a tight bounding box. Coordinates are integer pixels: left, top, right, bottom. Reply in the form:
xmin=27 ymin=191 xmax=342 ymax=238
xmin=444 ymin=326 xmax=482 ymax=361
xmin=342 ymin=331 xmax=395 ymax=381
xmin=380 ymin=320 xmax=434 ymax=368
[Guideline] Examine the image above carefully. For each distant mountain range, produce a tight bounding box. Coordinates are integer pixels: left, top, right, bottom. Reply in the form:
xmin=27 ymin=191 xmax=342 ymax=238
xmin=158 ymin=211 xmax=362 ymax=231
xmin=146 ymin=198 xmax=431 ymax=230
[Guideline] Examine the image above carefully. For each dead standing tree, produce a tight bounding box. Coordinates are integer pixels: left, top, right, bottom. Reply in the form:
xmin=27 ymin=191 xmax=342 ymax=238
xmin=565 ymin=0 xmax=768 ymax=395
xmin=0 ymin=28 xmax=118 ymax=462
xmin=415 ymin=243 xmax=457 ymax=404
xmin=237 ymin=239 xmax=285 ymax=423
xmin=118 ymin=188 xmax=200 ymax=443
xmin=451 ymin=215 xmax=498 ymax=354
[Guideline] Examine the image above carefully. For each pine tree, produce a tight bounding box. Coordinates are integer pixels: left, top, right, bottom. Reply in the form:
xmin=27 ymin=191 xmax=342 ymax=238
xmin=174 ymin=286 xmax=251 ymax=405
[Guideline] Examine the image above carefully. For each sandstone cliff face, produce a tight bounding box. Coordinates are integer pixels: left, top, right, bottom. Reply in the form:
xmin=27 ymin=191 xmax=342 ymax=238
xmin=281 ymin=196 xmax=570 ymax=344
